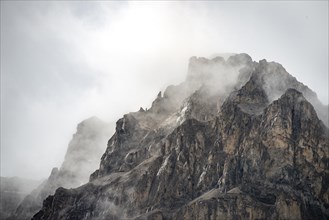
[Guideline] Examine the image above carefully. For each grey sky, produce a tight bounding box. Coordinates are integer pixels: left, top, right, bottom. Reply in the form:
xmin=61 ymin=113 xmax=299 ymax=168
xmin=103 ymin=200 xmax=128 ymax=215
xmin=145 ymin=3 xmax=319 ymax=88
xmin=1 ymin=1 xmax=328 ymax=180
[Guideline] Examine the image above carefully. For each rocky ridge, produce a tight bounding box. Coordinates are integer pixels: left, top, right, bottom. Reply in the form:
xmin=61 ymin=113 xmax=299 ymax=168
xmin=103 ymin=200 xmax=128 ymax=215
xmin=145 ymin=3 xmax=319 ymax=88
xmin=32 ymin=54 xmax=329 ymax=219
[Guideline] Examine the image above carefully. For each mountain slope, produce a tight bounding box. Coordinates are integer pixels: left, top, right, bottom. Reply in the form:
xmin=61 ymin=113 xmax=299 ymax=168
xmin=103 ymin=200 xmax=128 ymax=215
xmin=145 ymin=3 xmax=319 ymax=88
xmin=10 ymin=117 xmax=114 ymax=220
xmin=32 ymin=54 xmax=329 ymax=220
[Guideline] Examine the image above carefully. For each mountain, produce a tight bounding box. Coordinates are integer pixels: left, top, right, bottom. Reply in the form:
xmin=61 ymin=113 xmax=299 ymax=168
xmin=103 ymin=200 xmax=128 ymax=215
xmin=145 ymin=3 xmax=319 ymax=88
xmin=0 ymin=176 xmax=42 ymax=219
xmin=33 ymin=54 xmax=329 ymax=219
xmin=9 ymin=117 xmax=114 ymax=220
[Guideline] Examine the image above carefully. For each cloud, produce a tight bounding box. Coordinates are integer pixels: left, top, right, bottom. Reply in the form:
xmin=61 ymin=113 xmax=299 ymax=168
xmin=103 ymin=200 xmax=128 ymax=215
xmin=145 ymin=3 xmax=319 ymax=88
xmin=1 ymin=1 xmax=328 ymax=179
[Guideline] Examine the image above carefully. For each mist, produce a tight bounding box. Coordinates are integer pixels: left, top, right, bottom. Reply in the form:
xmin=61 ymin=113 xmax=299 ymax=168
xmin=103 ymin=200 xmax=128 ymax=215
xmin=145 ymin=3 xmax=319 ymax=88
xmin=1 ymin=1 xmax=328 ymax=180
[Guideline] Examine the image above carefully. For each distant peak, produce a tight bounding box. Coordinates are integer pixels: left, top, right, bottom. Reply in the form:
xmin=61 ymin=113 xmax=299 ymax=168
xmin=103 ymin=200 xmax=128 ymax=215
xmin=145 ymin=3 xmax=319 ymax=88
xmin=187 ymin=53 xmax=253 ymax=83
xmin=284 ymin=88 xmax=303 ymax=97
xmin=278 ymin=88 xmax=307 ymax=104
xmin=226 ymin=53 xmax=252 ymax=66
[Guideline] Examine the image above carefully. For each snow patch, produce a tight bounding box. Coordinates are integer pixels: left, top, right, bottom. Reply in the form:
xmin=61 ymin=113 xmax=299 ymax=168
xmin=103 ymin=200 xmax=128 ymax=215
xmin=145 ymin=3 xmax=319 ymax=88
xmin=156 ymin=156 xmax=170 ymax=176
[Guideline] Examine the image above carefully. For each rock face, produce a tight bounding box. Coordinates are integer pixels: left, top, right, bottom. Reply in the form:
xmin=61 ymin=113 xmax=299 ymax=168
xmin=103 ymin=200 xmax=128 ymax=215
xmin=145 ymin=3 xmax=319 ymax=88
xmin=33 ymin=54 xmax=329 ymax=220
xmin=0 ymin=177 xmax=42 ymax=219
xmin=10 ymin=117 xmax=114 ymax=220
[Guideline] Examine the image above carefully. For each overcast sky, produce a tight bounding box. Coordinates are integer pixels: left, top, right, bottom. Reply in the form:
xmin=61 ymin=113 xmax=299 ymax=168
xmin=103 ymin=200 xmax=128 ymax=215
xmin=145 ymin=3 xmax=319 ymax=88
xmin=1 ymin=1 xmax=328 ymax=180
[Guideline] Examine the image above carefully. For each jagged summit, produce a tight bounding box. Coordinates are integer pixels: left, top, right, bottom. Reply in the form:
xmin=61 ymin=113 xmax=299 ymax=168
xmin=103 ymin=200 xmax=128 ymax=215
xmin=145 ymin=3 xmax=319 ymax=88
xmin=32 ymin=54 xmax=329 ymax=220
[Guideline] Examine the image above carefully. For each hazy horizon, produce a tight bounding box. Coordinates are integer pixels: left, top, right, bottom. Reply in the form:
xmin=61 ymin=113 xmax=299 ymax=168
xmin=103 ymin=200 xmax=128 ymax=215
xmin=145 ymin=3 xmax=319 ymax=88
xmin=1 ymin=1 xmax=328 ymax=180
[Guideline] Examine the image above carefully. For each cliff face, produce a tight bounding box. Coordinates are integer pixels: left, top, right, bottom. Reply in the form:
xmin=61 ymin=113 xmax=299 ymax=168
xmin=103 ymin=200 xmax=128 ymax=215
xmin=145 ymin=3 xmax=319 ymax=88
xmin=10 ymin=117 xmax=114 ymax=220
xmin=33 ymin=54 xmax=329 ymax=220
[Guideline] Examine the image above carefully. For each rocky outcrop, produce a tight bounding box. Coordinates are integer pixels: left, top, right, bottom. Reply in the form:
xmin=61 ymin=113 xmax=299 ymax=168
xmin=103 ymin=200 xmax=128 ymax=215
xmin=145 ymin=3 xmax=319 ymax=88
xmin=10 ymin=117 xmax=114 ymax=220
xmin=33 ymin=54 xmax=329 ymax=220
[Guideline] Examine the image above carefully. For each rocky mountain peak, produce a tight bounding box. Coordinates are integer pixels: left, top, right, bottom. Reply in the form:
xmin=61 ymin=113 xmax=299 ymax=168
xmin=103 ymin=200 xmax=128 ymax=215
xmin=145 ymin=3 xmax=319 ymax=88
xmin=279 ymin=88 xmax=305 ymax=103
xmin=31 ymin=54 xmax=329 ymax=220
xmin=186 ymin=53 xmax=253 ymax=88
xmin=226 ymin=53 xmax=252 ymax=66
